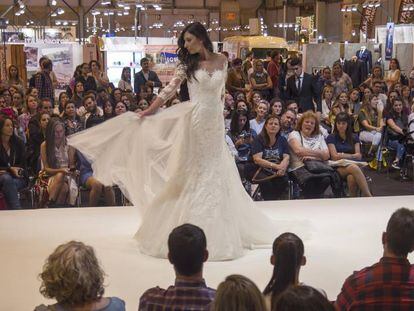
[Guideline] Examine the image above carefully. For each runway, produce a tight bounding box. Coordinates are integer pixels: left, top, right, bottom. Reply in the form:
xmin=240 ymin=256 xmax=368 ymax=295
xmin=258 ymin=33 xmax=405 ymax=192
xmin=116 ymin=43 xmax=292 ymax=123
xmin=1 ymin=196 xmax=413 ymax=310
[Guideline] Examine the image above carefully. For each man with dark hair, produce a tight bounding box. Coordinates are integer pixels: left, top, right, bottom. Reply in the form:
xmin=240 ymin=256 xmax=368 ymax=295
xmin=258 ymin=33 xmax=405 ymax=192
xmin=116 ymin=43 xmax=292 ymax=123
xmin=34 ymin=59 xmax=54 ymax=103
xmin=280 ymin=109 xmax=297 ymax=139
xmin=139 ymin=224 xmax=215 ymax=310
xmin=286 ymin=58 xmax=320 ymax=113
xmin=242 ymin=51 xmax=254 ymax=81
xmin=82 ymin=95 xmax=104 ymax=128
xmin=336 ymin=208 xmax=414 ymax=310
xmin=134 ymin=57 xmax=162 ymax=95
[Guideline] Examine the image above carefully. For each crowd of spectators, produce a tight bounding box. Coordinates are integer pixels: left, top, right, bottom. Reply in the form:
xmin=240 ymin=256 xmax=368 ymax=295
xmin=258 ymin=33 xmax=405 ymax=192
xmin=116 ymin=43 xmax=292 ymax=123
xmin=34 ymin=207 xmax=414 ymax=310
xmin=1 ymin=49 xmax=414 ymax=208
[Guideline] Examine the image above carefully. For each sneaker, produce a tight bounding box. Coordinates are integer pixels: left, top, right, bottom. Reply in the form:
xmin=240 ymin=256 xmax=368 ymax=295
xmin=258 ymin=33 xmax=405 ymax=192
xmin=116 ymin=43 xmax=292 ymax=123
xmin=391 ymin=160 xmax=401 ymax=170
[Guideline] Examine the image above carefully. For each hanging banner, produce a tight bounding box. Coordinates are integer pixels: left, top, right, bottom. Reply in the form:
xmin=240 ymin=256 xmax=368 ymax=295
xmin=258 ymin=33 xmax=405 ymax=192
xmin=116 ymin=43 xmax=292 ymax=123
xmin=385 ymin=22 xmax=394 ymax=60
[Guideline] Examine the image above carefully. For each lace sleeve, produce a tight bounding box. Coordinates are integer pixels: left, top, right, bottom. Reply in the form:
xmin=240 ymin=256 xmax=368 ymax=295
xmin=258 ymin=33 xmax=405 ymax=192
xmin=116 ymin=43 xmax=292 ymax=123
xmin=157 ymin=62 xmax=187 ymax=103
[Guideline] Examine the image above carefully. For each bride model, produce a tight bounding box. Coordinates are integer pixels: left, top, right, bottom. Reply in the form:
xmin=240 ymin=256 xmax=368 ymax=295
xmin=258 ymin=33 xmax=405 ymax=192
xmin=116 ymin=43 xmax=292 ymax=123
xmin=68 ymin=22 xmax=279 ymax=260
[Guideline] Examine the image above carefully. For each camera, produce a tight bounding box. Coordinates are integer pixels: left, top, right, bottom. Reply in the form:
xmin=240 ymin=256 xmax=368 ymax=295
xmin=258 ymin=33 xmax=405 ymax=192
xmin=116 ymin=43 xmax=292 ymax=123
xmin=239 ymin=131 xmax=251 ymax=140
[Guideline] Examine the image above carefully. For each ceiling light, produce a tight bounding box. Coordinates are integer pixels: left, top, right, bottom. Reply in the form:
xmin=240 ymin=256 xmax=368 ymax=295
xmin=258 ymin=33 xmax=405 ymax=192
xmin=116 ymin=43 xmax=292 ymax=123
xmin=63 ymin=21 xmax=68 ymax=25
xmin=57 ymin=8 xmax=64 ymax=14
xmin=51 ymin=0 xmax=57 ymax=5
xmin=124 ymin=5 xmax=130 ymax=10
xmin=91 ymin=10 xmax=100 ymax=15
xmin=55 ymin=21 xmax=61 ymax=25
xmin=123 ymin=11 xmax=129 ymax=15
xmin=15 ymin=11 xmax=21 ymax=16
xmin=51 ymin=12 xmax=57 ymax=16
xmin=101 ymin=0 xmax=111 ymax=5
xmin=117 ymin=11 xmax=123 ymax=16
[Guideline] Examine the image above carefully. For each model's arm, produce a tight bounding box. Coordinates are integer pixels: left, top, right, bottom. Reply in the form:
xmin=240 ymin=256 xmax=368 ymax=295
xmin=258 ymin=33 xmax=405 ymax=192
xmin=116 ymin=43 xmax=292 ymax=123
xmin=139 ymin=63 xmax=187 ymax=117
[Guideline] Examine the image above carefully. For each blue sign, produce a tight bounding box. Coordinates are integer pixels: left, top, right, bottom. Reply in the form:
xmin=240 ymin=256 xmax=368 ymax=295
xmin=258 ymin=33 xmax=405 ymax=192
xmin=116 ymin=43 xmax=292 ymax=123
xmin=160 ymin=52 xmax=178 ymax=64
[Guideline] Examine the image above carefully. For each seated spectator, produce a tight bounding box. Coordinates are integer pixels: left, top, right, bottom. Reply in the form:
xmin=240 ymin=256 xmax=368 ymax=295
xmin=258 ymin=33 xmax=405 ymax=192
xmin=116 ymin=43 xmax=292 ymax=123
xmin=27 ymin=112 xmax=50 ymax=175
xmin=56 ymin=91 xmax=69 ymax=115
xmin=62 ymin=102 xmax=84 ymax=136
xmin=6 ymin=65 xmax=25 ymax=91
xmin=110 ymin=88 xmax=122 ymax=105
xmin=331 ymin=62 xmax=353 ymax=98
xmin=275 ymin=285 xmax=334 ymax=311
xmin=212 ymin=275 xmax=266 ymax=311
xmin=103 ymin=101 xmax=114 ymax=120
xmin=252 ymin=116 xmax=290 ymax=200
xmin=363 ymin=65 xmax=384 ymax=89
xmin=335 ymin=208 xmax=414 ymax=310
xmin=96 ymin=87 xmax=109 ymax=108
xmin=26 ymin=86 xmax=39 ymax=99
xmin=0 ymin=88 xmax=12 ymax=106
xmin=35 ymin=241 xmax=125 ymax=311
xmin=114 ymin=101 xmax=128 ymax=116
xmin=288 ymin=111 xmax=333 ymax=199
xmin=121 ymin=92 xmax=134 ymax=109
xmin=401 ymin=86 xmax=411 ymax=114
xmin=90 ymin=60 xmax=110 ymax=90
xmin=349 ymin=88 xmax=361 ymax=116
xmin=0 ymin=95 xmax=5 ymax=108
xmin=0 ymin=116 xmax=27 ymax=209
xmin=77 ymin=118 xmax=115 ymax=207
xmin=11 ymin=87 xmax=24 ymax=115
xmin=286 ymin=100 xmax=299 ymax=116
xmin=358 ymin=94 xmax=384 ymax=158
xmin=263 ymin=232 xmax=306 ymax=310
xmin=270 ymin=98 xmax=284 ymax=117
xmin=250 ymin=59 xmax=273 ymax=100
xmin=327 ymin=112 xmax=372 ymax=197
xmin=118 ymin=67 xmax=133 ymax=92
xmin=280 ymin=109 xmax=296 ymax=139
xmin=17 ymin=94 xmax=38 ymax=137
xmin=138 ymin=98 xmax=150 ymax=111
xmin=80 ymin=95 xmax=104 ymax=128
xmin=227 ymin=58 xmax=248 ymax=96
xmin=248 ymin=91 xmax=262 ymax=111
xmin=71 ymin=79 xmax=84 ymax=108
xmin=250 ymin=101 xmax=269 ymax=135
xmin=139 ymin=224 xmax=215 ymax=310
xmin=386 ymin=97 xmax=408 ymax=169
xmin=228 ymin=110 xmax=256 ymax=180
xmin=40 ymin=118 xmax=78 ymax=207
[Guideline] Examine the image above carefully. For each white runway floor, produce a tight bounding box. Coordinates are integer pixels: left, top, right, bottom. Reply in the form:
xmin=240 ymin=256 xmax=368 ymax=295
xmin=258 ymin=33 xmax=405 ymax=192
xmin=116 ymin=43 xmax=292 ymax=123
xmin=1 ymin=196 xmax=414 ymax=310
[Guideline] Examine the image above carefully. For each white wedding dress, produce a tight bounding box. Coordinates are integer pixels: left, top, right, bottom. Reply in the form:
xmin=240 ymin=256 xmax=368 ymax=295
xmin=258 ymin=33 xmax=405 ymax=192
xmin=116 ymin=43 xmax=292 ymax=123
xmin=68 ymin=59 xmax=280 ymax=260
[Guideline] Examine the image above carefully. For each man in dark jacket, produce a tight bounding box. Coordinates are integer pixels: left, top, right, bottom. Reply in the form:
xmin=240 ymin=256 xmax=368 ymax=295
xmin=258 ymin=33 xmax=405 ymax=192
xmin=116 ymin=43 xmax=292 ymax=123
xmin=134 ymin=58 xmax=162 ymax=95
xmin=286 ymin=58 xmax=320 ymax=113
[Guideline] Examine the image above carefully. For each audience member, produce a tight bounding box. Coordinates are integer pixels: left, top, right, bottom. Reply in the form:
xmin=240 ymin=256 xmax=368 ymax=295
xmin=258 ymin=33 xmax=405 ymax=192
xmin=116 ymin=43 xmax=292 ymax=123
xmin=27 ymin=112 xmax=50 ymax=175
xmin=139 ymin=224 xmax=215 ymax=310
xmin=134 ymin=57 xmax=162 ymax=95
xmin=114 ymin=101 xmax=128 ymax=116
xmin=288 ymin=111 xmax=333 ymax=199
xmin=287 ymin=58 xmax=319 ymax=113
xmin=252 ymin=115 xmax=290 ymax=200
xmin=40 ymin=118 xmax=77 ymax=207
xmin=274 ymin=285 xmax=335 ymax=311
xmin=250 ymin=101 xmax=269 ymax=135
xmin=226 ymin=58 xmax=247 ymax=96
xmin=270 ymin=98 xmax=283 ymax=117
xmin=6 ymin=65 xmax=25 ymax=91
xmin=335 ymin=208 xmax=414 ymax=310
xmin=103 ymin=101 xmax=114 ymax=120
xmin=280 ymin=109 xmax=296 ymax=139
xmin=0 ymin=116 xmax=27 ymax=209
xmin=34 ymin=59 xmax=54 ymax=103
xmin=212 ymin=275 xmax=266 ymax=311
xmin=263 ymin=232 xmax=306 ymax=309
xmin=267 ymin=51 xmax=281 ymax=98
xmin=118 ymin=67 xmax=133 ymax=91
xmin=35 ymin=240 xmax=125 ymax=310
xmin=327 ymin=112 xmax=372 ymax=197
xmin=62 ymin=102 xmax=84 ymax=136
xmin=331 ymin=62 xmax=353 ymax=98
xmin=384 ymin=58 xmax=401 ymax=90
xmin=90 ymin=60 xmax=110 ymax=90
xmin=250 ymin=59 xmax=273 ymax=100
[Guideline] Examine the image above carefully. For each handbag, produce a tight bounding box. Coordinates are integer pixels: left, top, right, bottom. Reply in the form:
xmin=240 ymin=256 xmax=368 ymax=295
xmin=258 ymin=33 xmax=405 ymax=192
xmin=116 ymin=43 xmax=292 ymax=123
xmin=304 ymin=159 xmax=334 ymax=174
xmin=252 ymin=166 xmax=279 ymax=183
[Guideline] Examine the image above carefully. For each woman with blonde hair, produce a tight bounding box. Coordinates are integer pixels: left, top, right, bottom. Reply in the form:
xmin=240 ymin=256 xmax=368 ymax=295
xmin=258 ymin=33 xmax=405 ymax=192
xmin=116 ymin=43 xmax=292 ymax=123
xmin=250 ymin=59 xmax=273 ymax=100
xmin=35 ymin=240 xmax=125 ymax=310
xmin=212 ymin=274 xmax=266 ymax=311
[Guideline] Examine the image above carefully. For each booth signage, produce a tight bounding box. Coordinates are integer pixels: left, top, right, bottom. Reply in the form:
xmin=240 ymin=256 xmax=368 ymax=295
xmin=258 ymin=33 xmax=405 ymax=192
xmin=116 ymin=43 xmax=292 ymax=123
xmin=385 ymin=22 xmax=394 ymax=60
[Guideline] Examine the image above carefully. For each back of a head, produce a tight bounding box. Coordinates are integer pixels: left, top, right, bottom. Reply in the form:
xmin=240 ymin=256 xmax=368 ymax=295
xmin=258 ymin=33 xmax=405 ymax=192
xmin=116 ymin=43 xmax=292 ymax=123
xmin=213 ymin=275 xmax=266 ymax=311
xmin=273 ymin=285 xmax=334 ymax=311
xmin=386 ymin=208 xmax=414 ymax=257
xmin=39 ymin=241 xmax=105 ymax=306
xmin=264 ymin=232 xmax=304 ymax=300
xmin=168 ymin=224 xmax=207 ymax=276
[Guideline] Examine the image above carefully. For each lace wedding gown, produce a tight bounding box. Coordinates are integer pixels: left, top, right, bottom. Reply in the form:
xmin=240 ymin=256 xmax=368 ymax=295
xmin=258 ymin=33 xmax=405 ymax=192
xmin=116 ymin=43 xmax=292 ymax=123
xmin=68 ymin=60 xmax=279 ymax=260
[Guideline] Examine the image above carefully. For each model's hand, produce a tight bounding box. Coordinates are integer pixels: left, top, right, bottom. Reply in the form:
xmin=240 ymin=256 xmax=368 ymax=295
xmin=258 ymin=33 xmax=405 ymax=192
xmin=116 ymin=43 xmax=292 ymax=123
xmin=137 ymin=109 xmax=154 ymax=118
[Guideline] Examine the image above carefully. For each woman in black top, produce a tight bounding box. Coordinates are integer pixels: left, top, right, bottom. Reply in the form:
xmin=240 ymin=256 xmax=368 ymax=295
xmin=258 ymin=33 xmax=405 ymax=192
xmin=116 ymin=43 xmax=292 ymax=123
xmin=327 ymin=112 xmax=372 ymax=197
xmin=252 ymin=115 xmax=290 ymax=200
xmin=62 ymin=102 xmax=84 ymax=136
xmin=386 ymin=97 xmax=408 ymax=169
xmin=0 ymin=116 xmax=27 ymax=209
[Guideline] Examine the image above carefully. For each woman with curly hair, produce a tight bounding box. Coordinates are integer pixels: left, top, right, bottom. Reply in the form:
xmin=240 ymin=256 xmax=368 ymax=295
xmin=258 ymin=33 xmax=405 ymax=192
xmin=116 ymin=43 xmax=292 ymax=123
xmin=35 ymin=240 xmax=125 ymax=310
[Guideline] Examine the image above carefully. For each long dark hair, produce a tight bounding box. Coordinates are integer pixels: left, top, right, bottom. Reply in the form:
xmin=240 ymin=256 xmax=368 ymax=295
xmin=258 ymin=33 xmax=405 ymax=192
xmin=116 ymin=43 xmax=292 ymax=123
xmin=230 ymin=110 xmax=250 ymax=137
xmin=45 ymin=118 xmax=66 ymax=169
xmin=0 ymin=115 xmax=18 ymax=146
xmin=389 ymin=97 xmax=408 ymax=128
xmin=177 ymin=22 xmax=213 ymax=81
xmin=334 ymin=112 xmax=355 ymax=152
xmin=263 ymin=233 xmax=304 ymax=306
xmin=121 ymin=67 xmax=131 ymax=83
